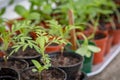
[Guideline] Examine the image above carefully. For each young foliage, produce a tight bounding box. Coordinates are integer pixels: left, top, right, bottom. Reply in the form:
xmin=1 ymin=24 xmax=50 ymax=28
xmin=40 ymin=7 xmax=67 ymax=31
xmin=76 ymin=33 xmax=101 ymax=57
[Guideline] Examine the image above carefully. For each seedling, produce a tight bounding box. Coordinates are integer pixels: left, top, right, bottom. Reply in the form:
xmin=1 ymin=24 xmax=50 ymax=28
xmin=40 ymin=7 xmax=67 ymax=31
xmin=76 ymin=32 xmax=101 ymax=57
xmin=31 ymin=28 xmax=67 ymax=80
xmin=0 ymin=20 xmax=40 ymax=63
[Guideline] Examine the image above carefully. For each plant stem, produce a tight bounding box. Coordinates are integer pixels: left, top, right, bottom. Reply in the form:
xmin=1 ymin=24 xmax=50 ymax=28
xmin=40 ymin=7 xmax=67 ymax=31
xmin=38 ymin=72 xmax=41 ymax=80
xmin=68 ymin=9 xmax=77 ymax=50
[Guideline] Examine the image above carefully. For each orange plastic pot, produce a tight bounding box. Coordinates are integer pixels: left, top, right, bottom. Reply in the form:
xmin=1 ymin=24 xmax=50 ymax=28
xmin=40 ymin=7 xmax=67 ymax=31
xmin=0 ymin=51 xmax=4 ymax=58
xmin=109 ymin=29 xmax=120 ymax=45
xmin=105 ymin=35 xmax=113 ymax=55
xmin=45 ymin=45 xmax=63 ymax=53
xmin=93 ymin=31 xmax=108 ymax=65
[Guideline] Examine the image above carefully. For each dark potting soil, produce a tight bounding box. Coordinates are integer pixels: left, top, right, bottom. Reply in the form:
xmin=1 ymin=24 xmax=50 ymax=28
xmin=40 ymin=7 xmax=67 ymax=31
xmin=0 ymin=60 xmax=27 ymax=71
xmin=21 ymin=68 xmax=65 ymax=80
xmin=7 ymin=47 xmax=39 ymax=58
xmin=94 ymin=33 xmax=106 ymax=40
xmin=50 ymin=54 xmax=80 ymax=67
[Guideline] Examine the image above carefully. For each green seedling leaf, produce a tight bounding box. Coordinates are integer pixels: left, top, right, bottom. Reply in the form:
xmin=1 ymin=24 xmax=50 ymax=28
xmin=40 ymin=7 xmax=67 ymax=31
xmin=28 ymin=12 xmax=40 ymax=20
xmin=88 ymin=45 xmax=101 ymax=53
xmin=15 ymin=5 xmax=29 ymax=18
xmin=0 ymin=26 xmax=6 ymax=33
xmin=0 ymin=8 xmax=6 ymax=16
xmin=29 ymin=0 xmax=42 ymax=6
xmin=86 ymin=51 xmax=91 ymax=57
xmin=42 ymin=4 xmax=52 ymax=14
xmin=32 ymin=68 xmax=37 ymax=72
xmin=76 ymin=46 xmax=88 ymax=56
xmin=36 ymin=37 xmax=45 ymax=50
xmin=32 ymin=60 xmax=42 ymax=70
xmin=9 ymin=0 xmax=14 ymax=5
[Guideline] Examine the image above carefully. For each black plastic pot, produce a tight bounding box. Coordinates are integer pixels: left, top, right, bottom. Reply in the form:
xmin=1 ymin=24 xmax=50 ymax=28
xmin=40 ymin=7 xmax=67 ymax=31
xmin=21 ymin=67 xmax=67 ymax=80
xmin=49 ymin=51 xmax=84 ymax=80
xmin=0 ymin=67 xmax=20 ymax=80
xmin=0 ymin=58 xmax=29 ymax=72
xmin=7 ymin=48 xmax=41 ymax=66
xmin=11 ymin=55 xmax=41 ymax=66
xmin=79 ymin=72 xmax=88 ymax=80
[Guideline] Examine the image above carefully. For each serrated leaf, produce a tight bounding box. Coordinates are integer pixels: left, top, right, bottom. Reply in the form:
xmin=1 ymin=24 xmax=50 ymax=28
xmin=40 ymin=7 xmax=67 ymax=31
xmin=88 ymin=45 xmax=101 ymax=53
xmin=22 ymin=44 xmax=28 ymax=51
xmin=36 ymin=37 xmax=45 ymax=49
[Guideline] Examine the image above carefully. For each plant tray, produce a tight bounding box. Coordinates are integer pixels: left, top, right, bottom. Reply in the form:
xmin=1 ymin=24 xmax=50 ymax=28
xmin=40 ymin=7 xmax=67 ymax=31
xmin=87 ymin=44 xmax=120 ymax=77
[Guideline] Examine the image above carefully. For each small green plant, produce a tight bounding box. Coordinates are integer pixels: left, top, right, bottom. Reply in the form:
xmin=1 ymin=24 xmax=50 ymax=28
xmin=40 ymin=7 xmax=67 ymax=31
xmin=46 ymin=19 xmax=100 ymax=57
xmin=14 ymin=0 xmax=54 ymax=24
xmin=9 ymin=21 xmax=67 ymax=80
xmin=0 ymin=20 xmax=40 ymax=63
xmin=46 ymin=19 xmax=83 ymax=39
xmin=31 ymin=29 xmax=67 ymax=80
xmin=0 ymin=21 xmax=16 ymax=63
xmin=76 ymin=33 xmax=101 ymax=57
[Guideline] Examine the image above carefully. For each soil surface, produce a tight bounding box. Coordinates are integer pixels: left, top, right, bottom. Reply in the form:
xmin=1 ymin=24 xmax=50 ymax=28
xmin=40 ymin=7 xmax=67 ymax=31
xmin=0 ymin=59 xmax=27 ymax=72
xmin=94 ymin=32 xmax=106 ymax=40
xmin=50 ymin=54 xmax=80 ymax=67
xmin=88 ymin=53 xmax=120 ymax=80
xmin=21 ymin=67 xmax=65 ymax=80
xmin=7 ymin=47 xmax=40 ymax=58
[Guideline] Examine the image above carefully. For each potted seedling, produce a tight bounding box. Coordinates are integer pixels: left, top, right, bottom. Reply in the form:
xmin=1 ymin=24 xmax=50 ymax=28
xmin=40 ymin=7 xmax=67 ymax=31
xmin=44 ymin=19 xmax=83 ymax=53
xmin=44 ymin=19 xmax=87 ymax=79
xmin=0 ymin=21 xmax=29 ymax=80
xmin=7 ymin=20 xmax=43 ymax=66
xmin=11 ymin=28 xmax=67 ymax=80
xmin=75 ymin=32 xmax=100 ymax=73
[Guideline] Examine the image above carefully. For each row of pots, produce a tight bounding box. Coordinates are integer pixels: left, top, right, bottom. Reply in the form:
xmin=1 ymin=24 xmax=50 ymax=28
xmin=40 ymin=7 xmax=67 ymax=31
xmin=0 ymin=51 xmax=88 ymax=80
xmin=81 ymin=22 xmax=120 ymax=73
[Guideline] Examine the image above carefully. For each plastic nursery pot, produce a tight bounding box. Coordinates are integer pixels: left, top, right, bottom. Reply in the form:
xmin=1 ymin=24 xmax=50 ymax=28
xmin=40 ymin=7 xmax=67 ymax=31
xmin=81 ymin=56 xmax=93 ymax=73
xmin=109 ymin=28 xmax=120 ymax=45
xmin=0 ymin=58 xmax=29 ymax=72
xmin=106 ymin=22 xmax=120 ymax=45
xmin=105 ymin=35 xmax=113 ymax=55
xmin=0 ymin=67 xmax=20 ymax=80
xmin=75 ymin=72 xmax=88 ymax=80
xmin=7 ymin=47 xmax=41 ymax=66
xmin=21 ymin=67 xmax=67 ymax=80
xmin=45 ymin=44 xmax=63 ymax=54
xmin=0 ymin=51 xmax=5 ymax=58
xmin=93 ymin=31 xmax=108 ymax=65
xmin=77 ymin=27 xmax=94 ymax=39
xmin=49 ymin=51 xmax=84 ymax=80
xmin=77 ymin=40 xmax=95 ymax=73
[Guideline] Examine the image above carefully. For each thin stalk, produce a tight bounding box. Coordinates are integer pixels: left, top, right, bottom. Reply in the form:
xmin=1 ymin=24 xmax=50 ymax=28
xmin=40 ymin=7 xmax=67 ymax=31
xmin=38 ymin=72 xmax=41 ymax=80
xmin=88 ymin=16 xmax=99 ymax=40
xmin=115 ymin=9 xmax=120 ymax=23
xmin=68 ymin=9 xmax=77 ymax=50
xmin=110 ymin=18 xmax=116 ymax=30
